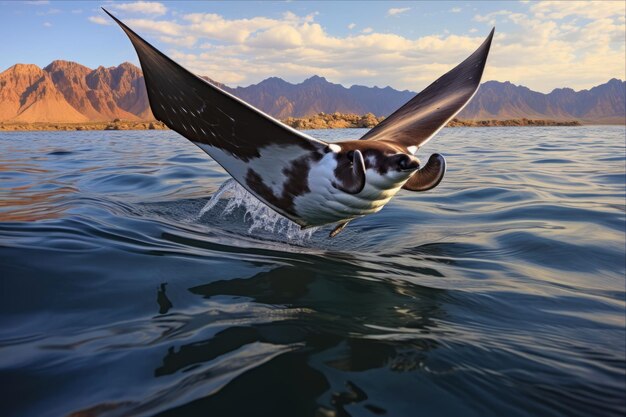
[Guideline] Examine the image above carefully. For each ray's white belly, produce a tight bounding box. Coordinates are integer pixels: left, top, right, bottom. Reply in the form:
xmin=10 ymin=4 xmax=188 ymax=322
xmin=293 ymin=153 xmax=403 ymax=226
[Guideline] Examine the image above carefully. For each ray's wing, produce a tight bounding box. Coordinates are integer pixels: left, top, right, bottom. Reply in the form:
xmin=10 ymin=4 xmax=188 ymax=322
xmin=359 ymin=29 xmax=494 ymax=150
xmin=104 ymin=9 xmax=329 ymax=224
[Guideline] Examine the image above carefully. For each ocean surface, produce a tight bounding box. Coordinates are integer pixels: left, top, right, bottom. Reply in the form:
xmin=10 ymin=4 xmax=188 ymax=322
xmin=0 ymin=126 xmax=624 ymax=417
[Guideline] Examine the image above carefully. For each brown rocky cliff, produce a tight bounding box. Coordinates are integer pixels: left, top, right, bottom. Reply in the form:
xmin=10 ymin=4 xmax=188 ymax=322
xmin=0 ymin=63 xmax=88 ymax=123
xmin=0 ymin=64 xmax=42 ymax=120
xmin=0 ymin=62 xmax=154 ymax=122
xmin=111 ymin=62 xmax=152 ymax=119
xmin=45 ymin=60 xmax=103 ymax=120
xmin=84 ymin=65 xmax=140 ymax=121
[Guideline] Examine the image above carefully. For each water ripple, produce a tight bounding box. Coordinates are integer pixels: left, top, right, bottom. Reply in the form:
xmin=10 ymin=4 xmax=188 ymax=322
xmin=0 ymin=127 xmax=624 ymax=417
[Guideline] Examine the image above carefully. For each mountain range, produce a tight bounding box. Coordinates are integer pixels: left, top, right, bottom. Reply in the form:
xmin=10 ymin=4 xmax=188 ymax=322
xmin=0 ymin=60 xmax=624 ymax=124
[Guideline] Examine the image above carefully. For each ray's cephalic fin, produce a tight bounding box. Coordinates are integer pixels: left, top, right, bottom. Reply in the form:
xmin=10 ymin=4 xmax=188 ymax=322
xmin=332 ymin=149 xmax=366 ymax=194
xmin=403 ymin=153 xmax=446 ymax=192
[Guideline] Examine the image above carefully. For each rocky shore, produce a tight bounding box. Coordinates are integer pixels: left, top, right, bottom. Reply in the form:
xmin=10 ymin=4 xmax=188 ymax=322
xmin=282 ymin=112 xmax=385 ymax=129
xmin=0 ymin=114 xmax=581 ymax=132
xmin=446 ymin=118 xmax=581 ymax=127
xmin=281 ymin=113 xmax=582 ymax=129
xmin=0 ymin=120 xmax=168 ymax=131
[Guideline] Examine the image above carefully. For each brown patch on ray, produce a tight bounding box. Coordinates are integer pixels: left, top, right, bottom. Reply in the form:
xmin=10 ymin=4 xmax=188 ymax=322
xmin=332 ymin=149 xmax=365 ymax=194
xmin=244 ymin=151 xmax=322 ymax=220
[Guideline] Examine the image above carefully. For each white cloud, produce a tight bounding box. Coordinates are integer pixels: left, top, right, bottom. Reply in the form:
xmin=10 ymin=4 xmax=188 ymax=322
xmin=124 ymin=18 xmax=181 ymax=35
xmin=36 ymin=8 xmax=61 ymax=16
xmin=530 ymin=1 xmax=624 ymax=20
xmin=88 ymin=16 xmax=111 ymax=25
xmin=470 ymin=3 xmax=625 ymax=91
xmin=105 ymin=7 xmax=624 ymax=92
xmin=450 ymin=7 xmax=462 ymax=13
xmin=304 ymin=12 xmax=319 ymax=23
xmin=347 ymin=23 xmax=356 ymax=30
xmin=387 ymin=7 xmax=411 ymax=17
xmin=110 ymin=1 xmax=167 ymax=16
xmin=282 ymin=10 xmax=318 ymax=24
xmin=43 ymin=22 xmax=52 ymax=27
xmin=473 ymin=10 xmax=513 ymax=24
xmin=182 ymin=13 xmax=278 ymax=43
xmin=248 ymin=25 xmax=304 ymax=49
xmin=24 ymin=0 xmax=49 ymax=5
xmin=159 ymin=35 xmax=197 ymax=47
xmin=160 ymin=18 xmax=495 ymax=90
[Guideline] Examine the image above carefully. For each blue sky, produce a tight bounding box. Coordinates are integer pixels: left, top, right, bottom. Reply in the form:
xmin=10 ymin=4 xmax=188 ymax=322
xmin=1 ymin=1 xmax=624 ymax=92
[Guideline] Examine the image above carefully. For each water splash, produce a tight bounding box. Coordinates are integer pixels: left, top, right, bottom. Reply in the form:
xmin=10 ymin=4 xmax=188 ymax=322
xmin=199 ymin=179 xmax=318 ymax=240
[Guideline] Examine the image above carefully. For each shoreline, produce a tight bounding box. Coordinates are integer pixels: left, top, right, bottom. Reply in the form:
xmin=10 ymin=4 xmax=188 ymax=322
xmin=283 ymin=114 xmax=582 ymax=129
xmin=0 ymin=115 xmax=585 ymax=132
xmin=0 ymin=120 xmax=169 ymax=132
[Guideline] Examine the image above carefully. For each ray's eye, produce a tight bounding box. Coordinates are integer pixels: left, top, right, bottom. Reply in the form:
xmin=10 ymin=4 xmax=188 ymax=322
xmin=391 ymin=153 xmax=420 ymax=171
xmin=398 ymin=155 xmax=411 ymax=170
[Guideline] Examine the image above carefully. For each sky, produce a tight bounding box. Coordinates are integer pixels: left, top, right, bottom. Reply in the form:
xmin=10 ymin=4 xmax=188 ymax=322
xmin=0 ymin=1 xmax=624 ymax=93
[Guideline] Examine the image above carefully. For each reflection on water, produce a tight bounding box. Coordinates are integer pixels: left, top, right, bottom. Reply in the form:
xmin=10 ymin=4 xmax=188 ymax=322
xmin=157 ymin=283 xmax=173 ymax=315
xmin=0 ymin=127 xmax=624 ymax=417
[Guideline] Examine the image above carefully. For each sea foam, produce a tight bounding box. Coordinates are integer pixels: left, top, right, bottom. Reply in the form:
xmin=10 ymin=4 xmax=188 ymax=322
xmin=199 ymin=179 xmax=318 ymax=240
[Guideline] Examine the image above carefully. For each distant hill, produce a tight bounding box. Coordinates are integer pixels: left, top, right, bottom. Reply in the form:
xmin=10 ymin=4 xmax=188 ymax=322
xmin=0 ymin=60 xmax=623 ymax=124
xmin=227 ymin=75 xmax=415 ymax=119
xmin=458 ymin=79 xmax=626 ymax=124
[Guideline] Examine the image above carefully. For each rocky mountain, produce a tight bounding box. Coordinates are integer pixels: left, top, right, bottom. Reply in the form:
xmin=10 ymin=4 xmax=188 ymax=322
xmin=0 ymin=60 xmax=152 ymax=123
xmin=0 ymin=63 xmax=88 ymax=123
xmin=458 ymin=79 xmax=626 ymax=124
xmin=229 ymin=75 xmax=415 ymax=119
xmin=0 ymin=60 xmax=624 ymax=123
xmin=45 ymin=60 xmax=153 ymax=121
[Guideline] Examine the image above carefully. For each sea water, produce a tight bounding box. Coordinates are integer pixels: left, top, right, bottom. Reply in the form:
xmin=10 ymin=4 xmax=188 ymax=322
xmin=0 ymin=126 xmax=624 ymax=417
